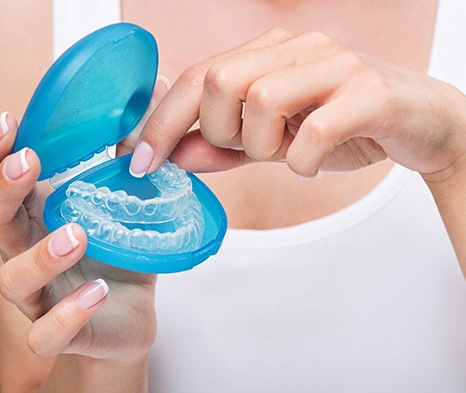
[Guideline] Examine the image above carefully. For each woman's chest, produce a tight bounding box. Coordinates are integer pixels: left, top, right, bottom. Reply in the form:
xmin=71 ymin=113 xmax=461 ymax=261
xmin=122 ymin=0 xmax=437 ymax=79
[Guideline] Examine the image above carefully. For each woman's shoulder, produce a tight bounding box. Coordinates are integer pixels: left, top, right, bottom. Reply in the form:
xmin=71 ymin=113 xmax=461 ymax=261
xmin=0 ymin=2 xmax=53 ymax=119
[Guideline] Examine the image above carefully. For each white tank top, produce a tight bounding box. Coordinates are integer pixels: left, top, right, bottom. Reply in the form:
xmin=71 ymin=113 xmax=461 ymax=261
xmin=52 ymin=2 xmax=466 ymax=392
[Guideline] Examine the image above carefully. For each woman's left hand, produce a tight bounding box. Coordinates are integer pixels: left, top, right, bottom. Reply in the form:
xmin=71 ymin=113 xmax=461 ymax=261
xmin=129 ymin=28 xmax=466 ymax=182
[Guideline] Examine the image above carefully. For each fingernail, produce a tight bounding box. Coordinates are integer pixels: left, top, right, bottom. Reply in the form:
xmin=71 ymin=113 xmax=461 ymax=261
xmin=153 ymin=75 xmax=170 ymax=106
xmin=129 ymin=141 xmax=154 ymax=178
xmin=3 ymin=148 xmax=30 ymax=180
xmin=49 ymin=224 xmax=80 ymax=257
xmin=75 ymin=279 xmax=109 ymax=310
xmin=230 ymin=146 xmax=244 ymax=151
xmin=297 ymin=174 xmax=312 ymax=180
xmin=156 ymin=74 xmax=170 ymax=90
xmin=0 ymin=112 xmax=9 ymax=136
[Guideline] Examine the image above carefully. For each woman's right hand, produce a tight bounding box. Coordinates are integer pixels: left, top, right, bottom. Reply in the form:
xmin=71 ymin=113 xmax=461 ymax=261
xmin=0 ymin=112 xmax=157 ymax=361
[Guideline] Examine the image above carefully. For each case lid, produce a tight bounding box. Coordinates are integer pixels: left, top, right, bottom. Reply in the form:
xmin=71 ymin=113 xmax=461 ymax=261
xmin=13 ymin=23 xmax=158 ymax=180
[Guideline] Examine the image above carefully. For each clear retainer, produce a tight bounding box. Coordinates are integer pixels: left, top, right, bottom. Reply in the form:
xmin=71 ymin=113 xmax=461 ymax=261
xmin=65 ymin=161 xmax=192 ymax=223
xmin=60 ymin=161 xmax=205 ymax=254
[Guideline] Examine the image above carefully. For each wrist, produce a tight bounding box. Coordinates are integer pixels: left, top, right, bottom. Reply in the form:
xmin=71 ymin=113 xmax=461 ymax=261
xmin=421 ymin=159 xmax=466 ymax=278
xmin=421 ymin=160 xmax=466 ymax=198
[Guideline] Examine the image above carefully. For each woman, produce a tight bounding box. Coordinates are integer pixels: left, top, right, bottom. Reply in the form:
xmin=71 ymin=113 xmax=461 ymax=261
xmin=1 ymin=0 xmax=466 ymax=392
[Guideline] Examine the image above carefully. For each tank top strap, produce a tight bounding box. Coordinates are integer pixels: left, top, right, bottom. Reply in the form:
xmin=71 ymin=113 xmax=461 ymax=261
xmin=428 ymin=0 xmax=466 ymax=93
xmin=52 ymin=0 xmax=121 ymax=59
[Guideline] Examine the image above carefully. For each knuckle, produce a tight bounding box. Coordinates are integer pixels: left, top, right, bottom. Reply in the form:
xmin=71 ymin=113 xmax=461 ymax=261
xmin=27 ymin=328 xmax=50 ymax=357
xmin=243 ymin=137 xmax=280 ymax=162
xmin=204 ymin=64 xmax=233 ymax=96
xmin=248 ymin=149 xmax=275 ymax=162
xmin=371 ymin=81 xmax=394 ymax=111
xmin=200 ymin=125 xmax=237 ymax=147
xmin=337 ymin=49 xmax=366 ymax=71
xmin=34 ymin=242 xmax=53 ymax=275
xmin=246 ymin=82 xmax=277 ymax=113
xmin=0 ymin=264 xmax=16 ymax=302
xmin=286 ymin=142 xmax=321 ymax=177
xmin=304 ymin=117 xmax=331 ymax=143
xmin=179 ymin=63 xmax=206 ymax=92
xmin=243 ymin=144 xmax=265 ymax=161
xmin=286 ymin=153 xmax=315 ymax=177
xmin=147 ymin=113 xmax=176 ymax=143
xmin=286 ymin=116 xmax=335 ymax=176
xmin=303 ymin=31 xmax=334 ymax=47
xmin=368 ymin=72 xmax=392 ymax=97
xmin=27 ymin=325 xmax=57 ymax=357
xmin=265 ymin=27 xmax=295 ymax=41
xmin=49 ymin=306 xmax=75 ymax=333
xmin=358 ymin=69 xmax=394 ymax=109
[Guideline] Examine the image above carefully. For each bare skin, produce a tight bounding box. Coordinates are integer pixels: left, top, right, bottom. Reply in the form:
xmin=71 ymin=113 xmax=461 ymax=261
xmin=6 ymin=1 xmax=466 ymax=392
xmin=123 ymin=0 xmax=437 ymax=229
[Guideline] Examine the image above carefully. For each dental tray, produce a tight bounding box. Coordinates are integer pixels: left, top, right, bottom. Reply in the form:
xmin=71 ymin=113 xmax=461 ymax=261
xmin=12 ymin=23 xmax=227 ymax=273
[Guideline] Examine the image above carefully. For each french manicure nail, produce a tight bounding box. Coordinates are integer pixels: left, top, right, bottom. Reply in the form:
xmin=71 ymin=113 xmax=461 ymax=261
xmin=49 ymin=224 xmax=80 ymax=257
xmin=0 ymin=112 xmax=9 ymax=136
xmin=75 ymin=279 xmax=109 ymax=310
xmin=156 ymin=74 xmax=170 ymax=90
xmin=3 ymin=148 xmax=30 ymax=180
xmin=129 ymin=141 xmax=154 ymax=178
xmin=152 ymin=75 xmax=170 ymax=107
xmin=297 ymin=174 xmax=312 ymax=180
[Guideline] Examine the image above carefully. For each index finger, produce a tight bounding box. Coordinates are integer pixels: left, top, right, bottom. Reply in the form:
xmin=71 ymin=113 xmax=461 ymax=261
xmin=129 ymin=28 xmax=297 ymax=177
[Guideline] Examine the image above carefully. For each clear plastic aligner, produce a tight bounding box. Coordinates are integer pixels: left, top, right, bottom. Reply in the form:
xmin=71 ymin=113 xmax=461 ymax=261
xmin=66 ymin=161 xmax=192 ymax=223
xmin=61 ymin=161 xmax=205 ymax=254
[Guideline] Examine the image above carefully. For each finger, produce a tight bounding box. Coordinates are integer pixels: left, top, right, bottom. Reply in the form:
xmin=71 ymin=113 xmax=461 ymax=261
xmin=241 ymin=61 xmax=345 ymax=161
xmin=199 ymin=32 xmax=338 ymax=150
xmin=117 ymin=75 xmax=170 ymax=157
xmin=27 ymin=278 xmax=109 ymax=357
xmin=168 ymin=129 xmax=294 ymax=172
xmin=200 ymin=41 xmax=298 ymax=148
xmin=286 ymin=96 xmax=384 ymax=177
xmin=169 ymin=130 xmax=252 ymax=172
xmin=0 ymin=148 xmax=41 ymax=229
xmin=0 ymin=112 xmax=18 ymax=161
xmin=0 ymin=224 xmax=87 ymax=307
xmin=129 ymin=28 xmax=297 ymax=178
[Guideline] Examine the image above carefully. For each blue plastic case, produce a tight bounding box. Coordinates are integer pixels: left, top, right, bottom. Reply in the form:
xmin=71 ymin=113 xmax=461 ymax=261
xmin=13 ymin=23 xmax=227 ymax=273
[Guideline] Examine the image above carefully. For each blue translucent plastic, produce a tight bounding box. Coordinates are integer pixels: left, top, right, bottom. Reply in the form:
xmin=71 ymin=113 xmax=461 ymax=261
xmin=13 ymin=23 xmax=227 ymax=273
xmin=45 ymin=155 xmax=227 ymax=273
xmin=14 ymin=23 xmax=157 ymax=180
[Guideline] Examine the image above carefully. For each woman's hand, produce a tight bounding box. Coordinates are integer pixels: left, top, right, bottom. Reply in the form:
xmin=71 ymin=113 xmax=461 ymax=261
xmin=0 ymin=113 xmax=157 ymax=361
xmin=129 ymin=28 xmax=466 ymax=181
